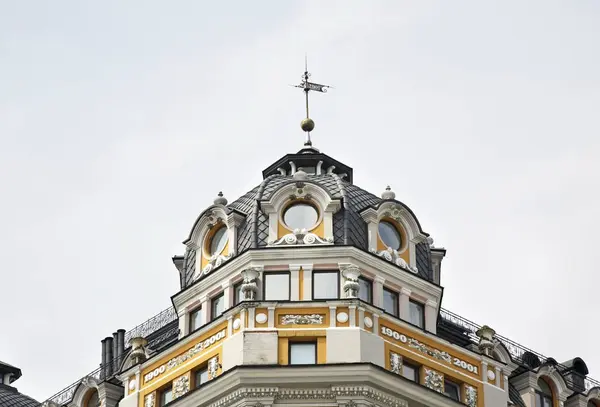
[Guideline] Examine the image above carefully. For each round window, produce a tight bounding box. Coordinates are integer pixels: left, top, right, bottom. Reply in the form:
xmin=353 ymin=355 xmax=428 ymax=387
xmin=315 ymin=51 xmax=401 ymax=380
xmin=283 ymin=202 xmax=319 ymax=231
xmin=208 ymin=226 xmax=228 ymax=256
xmin=378 ymin=221 xmax=402 ymax=250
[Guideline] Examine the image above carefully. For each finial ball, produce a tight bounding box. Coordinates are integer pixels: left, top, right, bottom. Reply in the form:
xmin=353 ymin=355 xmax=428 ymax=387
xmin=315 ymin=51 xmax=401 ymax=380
xmin=301 ymin=118 xmax=315 ymax=132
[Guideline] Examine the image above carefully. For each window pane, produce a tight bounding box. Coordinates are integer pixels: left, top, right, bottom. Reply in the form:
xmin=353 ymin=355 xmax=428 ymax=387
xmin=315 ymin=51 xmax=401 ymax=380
xmin=190 ymin=308 xmax=204 ymax=331
xmin=195 ymin=368 xmax=209 ymax=388
xmin=264 ymin=273 xmax=290 ymax=300
xmin=402 ymin=364 xmax=417 ymax=382
xmin=160 ymin=388 xmax=173 ymax=406
xmin=444 ymin=380 xmax=460 ymax=401
xmin=283 ymin=203 xmax=318 ymax=230
xmin=87 ymin=392 xmax=99 ymax=407
xmin=409 ymin=301 xmax=424 ymax=328
xmin=358 ymin=278 xmax=372 ymax=303
xmin=313 ymin=272 xmax=339 ymax=299
xmin=234 ymin=283 xmax=243 ymax=304
xmin=211 ymin=294 xmax=224 ymax=319
xmin=378 ymin=221 xmax=402 ymax=250
xmin=290 ymin=343 xmax=316 ymax=365
xmin=383 ymin=289 xmax=398 ymax=316
xmin=209 ymin=227 xmax=228 ymax=256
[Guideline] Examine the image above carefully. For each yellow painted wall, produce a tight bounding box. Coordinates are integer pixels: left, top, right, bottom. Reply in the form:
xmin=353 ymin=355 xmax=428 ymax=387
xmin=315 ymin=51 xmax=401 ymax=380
xmin=380 ymin=321 xmax=481 ymax=379
xmin=299 ymin=268 xmax=304 ymax=299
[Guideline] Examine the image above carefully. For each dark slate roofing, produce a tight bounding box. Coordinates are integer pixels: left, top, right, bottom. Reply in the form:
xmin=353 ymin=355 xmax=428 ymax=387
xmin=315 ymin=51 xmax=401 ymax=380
xmin=509 ymin=383 xmax=527 ymax=407
xmin=0 ymin=385 xmax=40 ymax=407
xmin=181 ymin=170 xmax=435 ymax=288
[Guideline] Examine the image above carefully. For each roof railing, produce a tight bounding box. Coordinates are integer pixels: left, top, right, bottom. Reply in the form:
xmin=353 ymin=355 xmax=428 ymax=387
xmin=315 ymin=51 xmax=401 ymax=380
xmin=44 ymin=306 xmax=178 ymax=405
xmin=439 ymin=308 xmax=600 ymax=391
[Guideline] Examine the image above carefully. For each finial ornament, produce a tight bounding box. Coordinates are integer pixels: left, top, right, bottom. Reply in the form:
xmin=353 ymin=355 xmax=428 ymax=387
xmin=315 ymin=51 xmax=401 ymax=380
xmin=214 ymin=191 xmax=228 ymax=206
xmin=294 ymin=55 xmax=331 ymax=147
xmin=381 ymin=185 xmax=396 ymax=200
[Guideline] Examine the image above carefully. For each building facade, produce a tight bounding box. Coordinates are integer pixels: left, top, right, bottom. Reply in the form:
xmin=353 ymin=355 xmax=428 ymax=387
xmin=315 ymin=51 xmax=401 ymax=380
xmin=41 ymin=142 xmax=600 ymax=407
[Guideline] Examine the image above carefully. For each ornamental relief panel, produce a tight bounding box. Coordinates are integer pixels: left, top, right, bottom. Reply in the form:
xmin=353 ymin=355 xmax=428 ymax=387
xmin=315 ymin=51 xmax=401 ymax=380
xmin=173 ymin=374 xmax=190 ymax=399
xmin=280 ymin=314 xmax=324 ymax=325
xmin=423 ymin=368 xmax=444 ymax=393
xmin=465 ymin=384 xmax=478 ymax=407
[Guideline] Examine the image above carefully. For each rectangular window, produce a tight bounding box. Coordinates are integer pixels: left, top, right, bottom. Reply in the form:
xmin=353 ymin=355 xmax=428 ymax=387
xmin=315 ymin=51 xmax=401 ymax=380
xmin=211 ymin=292 xmax=225 ymax=320
xmin=234 ymin=282 xmax=243 ymax=304
xmin=264 ymin=272 xmax=290 ymax=301
xmin=383 ymin=288 xmax=399 ymax=316
xmin=358 ymin=277 xmax=372 ymax=303
xmin=312 ymin=271 xmax=339 ymax=299
xmin=189 ymin=307 xmax=204 ymax=332
xmin=402 ymin=362 xmax=419 ymax=383
xmin=289 ymin=342 xmax=317 ymax=365
xmin=409 ymin=300 xmax=425 ymax=328
xmin=159 ymin=386 xmax=173 ymax=406
xmin=195 ymin=365 xmax=209 ymax=388
xmin=444 ymin=379 xmax=461 ymax=401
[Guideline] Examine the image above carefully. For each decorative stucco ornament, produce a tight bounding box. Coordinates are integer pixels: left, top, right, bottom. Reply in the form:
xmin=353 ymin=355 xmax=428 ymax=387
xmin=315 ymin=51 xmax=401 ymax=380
xmin=144 ymin=393 xmax=155 ymax=407
xmin=487 ymin=369 xmax=496 ymax=381
xmin=293 ymin=169 xmax=308 ymax=181
xmin=336 ymin=312 xmax=349 ymax=323
xmin=280 ymin=314 xmax=324 ymax=325
xmin=476 ymin=325 xmax=496 ymax=356
xmin=408 ymin=338 xmax=451 ymax=363
xmin=173 ymin=374 xmax=190 ymax=399
xmin=390 ymin=352 xmax=402 ymax=375
xmin=232 ymin=318 xmax=241 ymax=330
xmin=364 ymin=317 xmax=373 ymax=328
xmin=381 ymin=185 xmax=396 ymax=200
xmin=269 ymin=229 xmax=333 ymax=246
xmin=240 ymin=267 xmax=260 ymax=300
xmin=194 ymin=252 xmax=234 ymax=280
xmin=213 ymin=191 xmax=228 ymax=206
xmin=129 ymin=337 xmax=148 ymax=364
xmin=208 ymin=355 xmax=220 ymax=379
xmin=370 ymin=247 xmax=418 ymax=274
xmin=424 ymin=368 xmax=444 ymax=393
xmin=255 ymin=313 xmax=268 ymax=324
xmin=340 ymin=264 xmax=361 ymax=298
xmin=465 ymin=385 xmax=478 ymax=407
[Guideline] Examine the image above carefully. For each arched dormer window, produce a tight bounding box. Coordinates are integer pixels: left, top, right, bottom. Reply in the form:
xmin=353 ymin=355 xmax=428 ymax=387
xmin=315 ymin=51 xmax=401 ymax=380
xmin=536 ymin=378 xmax=554 ymax=407
xmin=86 ymin=390 xmax=100 ymax=407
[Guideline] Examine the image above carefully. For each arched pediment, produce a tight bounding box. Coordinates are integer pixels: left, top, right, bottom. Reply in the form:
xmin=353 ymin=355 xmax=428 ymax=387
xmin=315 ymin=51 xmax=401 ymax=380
xmin=360 ymin=200 xmax=428 ymax=243
xmin=537 ymin=364 xmax=572 ymax=400
xmin=492 ymin=341 xmax=512 ymax=364
xmin=71 ymin=376 xmax=100 ymax=407
xmin=184 ymin=205 xmax=245 ymax=249
xmin=586 ymin=387 xmax=600 ymax=401
xmin=260 ymin=180 xmax=341 ymax=214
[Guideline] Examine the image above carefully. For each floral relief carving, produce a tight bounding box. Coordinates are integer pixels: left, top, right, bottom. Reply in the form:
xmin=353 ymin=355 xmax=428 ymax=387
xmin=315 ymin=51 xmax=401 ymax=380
xmin=144 ymin=393 xmax=155 ymax=407
xmin=407 ymin=338 xmax=451 ymax=363
xmin=369 ymin=248 xmax=418 ymax=274
xmin=173 ymin=374 xmax=190 ymax=399
xmin=280 ymin=314 xmax=324 ymax=325
xmin=424 ymin=368 xmax=444 ymax=393
xmin=208 ymin=355 xmax=220 ymax=379
xmin=465 ymin=385 xmax=477 ymax=407
xmin=390 ymin=352 xmax=402 ymax=375
xmin=269 ymin=230 xmax=333 ymax=246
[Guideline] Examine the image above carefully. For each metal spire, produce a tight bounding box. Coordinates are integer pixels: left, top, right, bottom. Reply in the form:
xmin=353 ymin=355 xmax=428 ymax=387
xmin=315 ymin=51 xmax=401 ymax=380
xmin=294 ymin=55 xmax=331 ymax=147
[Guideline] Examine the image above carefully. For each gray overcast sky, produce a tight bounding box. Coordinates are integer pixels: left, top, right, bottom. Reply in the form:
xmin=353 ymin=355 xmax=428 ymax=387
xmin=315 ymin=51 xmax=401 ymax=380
xmin=1 ymin=0 xmax=599 ymax=400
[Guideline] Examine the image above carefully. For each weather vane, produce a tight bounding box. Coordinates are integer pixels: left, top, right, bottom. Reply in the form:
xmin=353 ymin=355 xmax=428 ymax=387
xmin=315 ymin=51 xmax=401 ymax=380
xmin=294 ymin=55 xmax=332 ymax=147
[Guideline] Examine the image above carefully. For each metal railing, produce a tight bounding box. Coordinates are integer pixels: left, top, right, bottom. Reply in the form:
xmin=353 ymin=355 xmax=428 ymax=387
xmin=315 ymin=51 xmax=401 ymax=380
xmin=439 ymin=308 xmax=600 ymax=391
xmin=45 ymin=306 xmax=178 ymax=405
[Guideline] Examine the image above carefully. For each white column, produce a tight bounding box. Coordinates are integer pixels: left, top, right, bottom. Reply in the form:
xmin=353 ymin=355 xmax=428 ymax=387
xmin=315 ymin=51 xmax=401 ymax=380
xmin=222 ymin=280 xmax=232 ymax=308
xmin=358 ymin=307 xmax=365 ymax=329
xmin=240 ymin=308 xmax=247 ymax=330
xmin=178 ymin=309 xmax=188 ymax=338
xmin=248 ymin=307 xmax=256 ymax=329
xmin=349 ymin=305 xmax=357 ymax=327
xmin=329 ymin=306 xmax=337 ymax=327
xmin=495 ymin=366 xmax=502 ymax=387
xmin=424 ymin=299 xmax=438 ymax=333
xmin=399 ymin=288 xmax=411 ymax=321
xmin=373 ymin=313 xmax=380 ymax=333
xmin=302 ymin=264 xmax=313 ymax=300
xmin=267 ymin=307 xmax=275 ymax=328
xmin=227 ymin=315 xmax=233 ymax=337
xmin=481 ymin=361 xmax=489 ymax=382
xmin=289 ymin=265 xmax=300 ymax=301
xmin=373 ymin=276 xmax=385 ymax=308
xmin=200 ymin=297 xmax=209 ymax=325
xmin=324 ymin=210 xmax=334 ymax=240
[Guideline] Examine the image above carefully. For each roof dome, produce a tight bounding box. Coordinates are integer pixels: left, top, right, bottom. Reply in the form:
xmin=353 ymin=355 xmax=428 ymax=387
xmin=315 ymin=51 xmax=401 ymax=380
xmin=179 ymin=148 xmax=434 ymax=288
xmin=0 ymin=361 xmax=40 ymax=407
xmin=0 ymin=387 xmax=40 ymax=407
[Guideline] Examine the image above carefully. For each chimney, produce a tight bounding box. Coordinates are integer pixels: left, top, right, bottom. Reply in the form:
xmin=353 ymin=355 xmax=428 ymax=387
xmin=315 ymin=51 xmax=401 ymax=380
xmin=100 ymin=338 xmax=107 ymax=379
xmin=117 ymin=329 xmax=126 ymax=363
xmin=112 ymin=332 xmax=119 ymax=373
xmin=105 ymin=336 xmax=114 ymax=377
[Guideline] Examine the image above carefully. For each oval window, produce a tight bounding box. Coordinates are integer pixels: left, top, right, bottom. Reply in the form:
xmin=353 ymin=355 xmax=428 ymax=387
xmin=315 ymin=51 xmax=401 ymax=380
xmin=209 ymin=226 xmax=228 ymax=256
xmin=283 ymin=203 xmax=319 ymax=231
xmin=378 ymin=221 xmax=402 ymax=250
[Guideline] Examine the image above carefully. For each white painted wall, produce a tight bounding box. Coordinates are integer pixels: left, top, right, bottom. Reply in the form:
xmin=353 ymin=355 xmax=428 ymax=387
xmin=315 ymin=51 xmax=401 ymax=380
xmin=221 ymin=332 xmax=243 ymax=371
xmin=242 ymin=332 xmax=278 ymax=365
xmin=483 ymin=383 xmax=509 ymax=407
